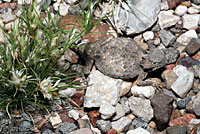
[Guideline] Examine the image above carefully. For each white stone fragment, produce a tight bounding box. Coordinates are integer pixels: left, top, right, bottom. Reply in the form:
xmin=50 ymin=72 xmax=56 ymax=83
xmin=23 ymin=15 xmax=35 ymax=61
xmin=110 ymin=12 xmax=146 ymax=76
xmin=128 ymin=96 xmax=153 ymax=122
xmin=111 ymin=117 xmax=132 ymax=132
xmin=171 ymin=65 xmax=194 ymax=98
xmin=175 ymin=5 xmax=187 ymax=16
xmin=99 ymin=102 xmax=116 ymax=119
xmin=84 ymin=69 xmax=121 ymax=108
xmin=158 ymin=10 xmax=180 ymax=29
xmin=59 ymin=3 xmax=70 ymax=16
xmin=53 ymin=2 xmax=60 ymax=11
xmin=143 ymin=31 xmax=154 ymax=41
xmin=127 ymin=127 xmax=150 ymax=134
xmin=182 ymin=14 xmax=199 ymax=30
xmin=131 ymin=86 xmax=155 ymax=98
xmin=68 ymin=110 xmax=79 ymax=120
xmin=49 ymin=113 xmax=62 ymax=127
xmin=58 ymin=88 xmax=76 ymax=97
xmin=176 ymin=30 xmax=198 ymax=46
xmin=188 ymin=6 xmax=200 ymax=14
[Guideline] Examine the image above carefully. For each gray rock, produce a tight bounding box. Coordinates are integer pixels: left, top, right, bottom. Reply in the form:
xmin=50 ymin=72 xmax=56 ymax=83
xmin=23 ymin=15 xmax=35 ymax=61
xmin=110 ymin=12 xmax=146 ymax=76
xmin=128 ymin=96 xmax=153 ymax=122
xmin=191 ymin=0 xmax=200 ymax=4
xmin=159 ymin=29 xmax=176 ymax=47
xmin=198 ymin=126 xmax=200 ymax=134
xmin=190 ymin=92 xmax=200 ymax=116
xmin=112 ymin=103 xmax=125 ymax=120
xmin=186 ymin=38 xmax=200 ymax=55
xmin=69 ymin=128 xmax=92 ymax=134
xmin=110 ymin=0 xmax=160 ymax=35
xmin=77 ymin=119 xmax=90 ymax=128
xmin=42 ymin=129 xmax=55 ymax=134
xmin=111 ymin=117 xmax=132 ymax=133
xmin=84 ymin=69 xmax=120 ymax=108
xmin=99 ymin=102 xmax=116 ymax=119
xmin=57 ymin=122 xmax=77 ymax=134
xmin=96 ymin=120 xmax=111 ymax=133
xmin=1 ymin=12 xmax=16 ymax=23
xmin=119 ymin=97 xmax=130 ymax=114
xmin=166 ymin=125 xmax=187 ymax=134
xmin=160 ymin=1 xmax=169 ymax=10
xmin=176 ymin=30 xmax=198 ymax=46
xmin=132 ymin=118 xmax=148 ymax=129
xmin=176 ymin=96 xmax=192 ymax=109
xmin=183 ymin=14 xmax=199 ymax=30
xmin=151 ymin=92 xmax=173 ymax=131
xmin=171 ymin=65 xmax=194 ymax=98
xmin=127 ymin=127 xmax=150 ymax=134
xmin=19 ymin=120 xmax=31 ymax=130
xmin=158 ymin=10 xmax=180 ymax=29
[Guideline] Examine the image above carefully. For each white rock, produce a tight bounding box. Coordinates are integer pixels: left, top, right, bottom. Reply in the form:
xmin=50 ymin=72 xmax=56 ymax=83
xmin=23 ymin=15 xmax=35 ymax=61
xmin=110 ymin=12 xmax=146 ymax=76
xmin=49 ymin=112 xmax=62 ymax=127
xmin=175 ymin=5 xmax=187 ymax=16
xmin=131 ymin=86 xmax=155 ymax=98
xmin=59 ymin=3 xmax=70 ymax=16
xmin=68 ymin=110 xmax=79 ymax=120
xmin=53 ymin=2 xmax=60 ymax=11
xmin=3 ymin=0 xmax=12 ymax=2
xmin=65 ymin=0 xmax=78 ymax=4
xmin=2 ymin=12 xmax=16 ymax=24
xmin=188 ymin=6 xmax=200 ymax=14
xmin=171 ymin=65 xmax=194 ymax=98
xmin=154 ymin=37 xmax=161 ymax=46
xmin=111 ymin=117 xmax=132 ymax=132
xmin=58 ymin=88 xmax=76 ymax=97
xmin=112 ymin=103 xmax=125 ymax=120
xmin=18 ymin=0 xmax=32 ymax=4
xmin=176 ymin=30 xmax=198 ymax=46
xmin=143 ymin=31 xmax=154 ymax=41
xmin=160 ymin=1 xmax=169 ymax=10
xmin=158 ymin=10 xmax=180 ymax=29
xmin=99 ymin=102 xmax=116 ymax=119
xmin=84 ymin=69 xmax=121 ymax=108
xmin=128 ymin=96 xmax=153 ymax=122
xmin=5 ymin=22 xmax=14 ymax=31
xmin=119 ymin=81 xmax=132 ymax=97
xmin=0 ymin=29 xmax=6 ymax=44
xmin=127 ymin=127 xmax=150 ymax=134
xmin=182 ymin=14 xmax=199 ymax=30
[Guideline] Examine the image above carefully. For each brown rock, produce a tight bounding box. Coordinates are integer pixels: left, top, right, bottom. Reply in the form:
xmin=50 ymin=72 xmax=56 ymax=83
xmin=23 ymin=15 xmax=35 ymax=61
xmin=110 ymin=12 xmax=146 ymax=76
xmin=192 ymin=51 xmax=200 ymax=60
xmin=181 ymin=1 xmax=192 ymax=7
xmin=70 ymin=93 xmax=84 ymax=107
xmin=59 ymin=15 xmax=113 ymax=42
xmin=64 ymin=49 xmax=79 ymax=63
xmin=191 ymin=123 xmax=200 ymax=134
xmin=107 ymin=129 xmax=118 ymax=134
xmin=164 ymin=64 xmax=176 ymax=70
xmin=161 ymin=70 xmax=178 ymax=89
xmin=149 ymin=121 xmax=157 ymax=129
xmin=169 ymin=114 xmax=196 ymax=126
xmin=0 ymin=2 xmax=17 ymax=10
xmin=59 ymin=111 xmax=75 ymax=123
xmin=88 ymin=110 xmax=100 ymax=127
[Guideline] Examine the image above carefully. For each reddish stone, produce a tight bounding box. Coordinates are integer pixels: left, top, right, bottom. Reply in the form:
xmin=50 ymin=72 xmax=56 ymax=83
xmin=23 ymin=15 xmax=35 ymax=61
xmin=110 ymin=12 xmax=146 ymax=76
xmin=88 ymin=110 xmax=100 ymax=127
xmin=192 ymin=51 xmax=200 ymax=61
xmin=107 ymin=129 xmax=118 ymax=134
xmin=36 ymin=118 xmax=48 ymax=130
xmin=169 ymin=114 xmax=196 ymax=126
xmin=164 ymin=64 xmax=176 ymax=70
xmin=0 ymin=2 xmax=17 ymax=10
xmin=70 ymin=93 xmax=84 ymax=107
xmin=59 ymin=111 xmax=75 ymax=123
xmin=59 ymin=14 xmax=113 ymax=42
xmin=170 ymin=109 xmax=182 ymax=120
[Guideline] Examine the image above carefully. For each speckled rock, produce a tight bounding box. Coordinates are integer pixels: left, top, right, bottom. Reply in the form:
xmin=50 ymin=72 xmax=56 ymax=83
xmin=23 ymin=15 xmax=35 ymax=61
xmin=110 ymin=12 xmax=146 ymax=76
xmin=99 ymin=102 xmax=116 ymax=119
xmin=161 ymin=70 xmax=178 ymax=89
xmin=176 ymin=30 xmax=198 ymax=46
xmin=96 ymin=120 xmax=111 ymax=133
xmin=112 ymin=103 xmax=125 ymax=120
xmin=166 ymin=125 xmax=187 ymax=134
xmin=129 ymin=96 xmax=153 ymax=122
xmin=84 ymin=69 xmax=120 ymax=108
xmin=159 ymin=29 xmax=176 ymax=47
xmin=111 ymin=117 xmax=132 ymax=133
xmin=186 ymin=38 xmax=200 ymax=56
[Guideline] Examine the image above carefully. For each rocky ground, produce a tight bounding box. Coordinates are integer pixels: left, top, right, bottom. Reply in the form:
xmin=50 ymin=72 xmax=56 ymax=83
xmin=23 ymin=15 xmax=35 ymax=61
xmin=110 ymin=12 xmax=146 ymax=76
xmin=1 ymin=0 xmax=200 ymax=134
